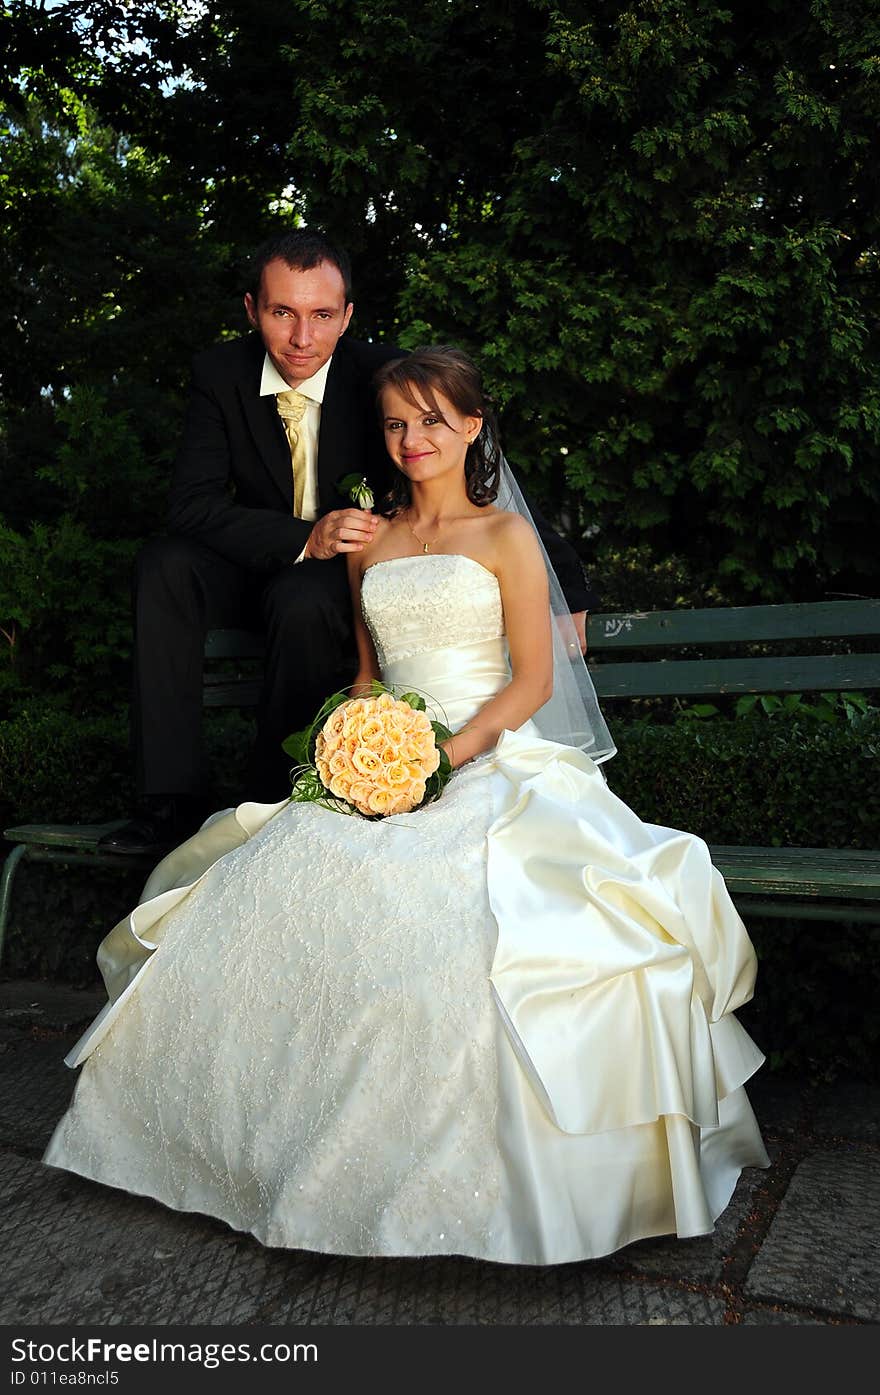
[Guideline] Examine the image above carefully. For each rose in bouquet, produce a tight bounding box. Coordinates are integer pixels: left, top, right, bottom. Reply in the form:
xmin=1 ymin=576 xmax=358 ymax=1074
xmin=283 ymin=683 xmax=453 ymax=818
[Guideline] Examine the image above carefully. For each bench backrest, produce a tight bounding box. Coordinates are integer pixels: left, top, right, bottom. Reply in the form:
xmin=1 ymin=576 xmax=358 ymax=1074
xmin=585 ymin=598 xmax=880 ymax=699
xmin=203 ymin=599 xmax=880 ymax=707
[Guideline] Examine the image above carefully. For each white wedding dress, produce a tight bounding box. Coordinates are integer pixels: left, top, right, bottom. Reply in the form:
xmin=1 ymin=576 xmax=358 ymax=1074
xmin=45 ymin=554 xmax=768 ymax=1265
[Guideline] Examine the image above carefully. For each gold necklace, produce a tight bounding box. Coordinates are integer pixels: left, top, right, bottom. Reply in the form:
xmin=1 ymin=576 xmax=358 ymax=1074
xmin=403 ymin=510 xmax=447 ymax=554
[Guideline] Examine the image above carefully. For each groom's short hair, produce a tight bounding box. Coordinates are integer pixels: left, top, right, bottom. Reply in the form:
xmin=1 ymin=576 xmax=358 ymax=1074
xmin=246 ymin=229 xmax=353 ymax=306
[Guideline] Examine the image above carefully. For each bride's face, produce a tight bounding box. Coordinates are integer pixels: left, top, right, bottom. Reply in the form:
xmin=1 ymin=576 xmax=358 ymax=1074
xmin=381 ymin=384 xmax=481 ymax=486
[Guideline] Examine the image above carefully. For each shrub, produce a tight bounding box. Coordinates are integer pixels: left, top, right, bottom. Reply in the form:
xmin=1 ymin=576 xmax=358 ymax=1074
xmin=605 ymin=711 xmax=880 ymax=848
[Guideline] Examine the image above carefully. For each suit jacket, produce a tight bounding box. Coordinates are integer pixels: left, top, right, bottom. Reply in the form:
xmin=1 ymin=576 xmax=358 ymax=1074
xmin=168 ymin=332 xmax=401 ymax=570
xmin=168 ymin=331 xmax=599 ymax=610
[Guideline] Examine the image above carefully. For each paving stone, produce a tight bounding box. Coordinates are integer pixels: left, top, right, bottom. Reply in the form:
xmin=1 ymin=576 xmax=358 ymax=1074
xmin=270 ymin=1252 xmax=727 ymax=1325
xmin=0 ymin=1152 xmax=302 ymax=1325
xmin=809 ymin=1082 xmax=880 ymax=1145
xmin=744 ymin=1150 xmax=880 ymax=1322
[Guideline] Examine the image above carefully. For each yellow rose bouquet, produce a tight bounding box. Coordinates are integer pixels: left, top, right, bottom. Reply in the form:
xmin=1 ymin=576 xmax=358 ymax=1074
xmin=282 ymin=683 xmax=453 ymax=818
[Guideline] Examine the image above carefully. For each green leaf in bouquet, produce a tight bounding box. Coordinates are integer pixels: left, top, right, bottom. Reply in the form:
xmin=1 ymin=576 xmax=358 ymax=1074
xmin=282 ymin=726 xmax=311 ymax=765
xmin=419 ymin=723 xmax=453 ymax=807
xmin=402 ymin=691 xmax=426 ymax=711
xmin=283 ymin=688 xmax=354 ymax=769
xmin=288 ymin=767 xmax=327 ymax=803
xmin=290 ymin=765 xmax=359 ymax=817
xmin=311 ymin=688 xmax=356 ymax=725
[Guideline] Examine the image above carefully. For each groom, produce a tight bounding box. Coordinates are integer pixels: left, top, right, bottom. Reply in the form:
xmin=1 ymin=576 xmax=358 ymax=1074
xmin=102 ymin=228 xmax=598 ymax=855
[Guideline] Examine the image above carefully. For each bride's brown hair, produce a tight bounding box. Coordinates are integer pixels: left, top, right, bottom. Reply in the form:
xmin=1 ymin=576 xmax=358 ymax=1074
xmin=373 ymin=346 xmax=501 ymax=513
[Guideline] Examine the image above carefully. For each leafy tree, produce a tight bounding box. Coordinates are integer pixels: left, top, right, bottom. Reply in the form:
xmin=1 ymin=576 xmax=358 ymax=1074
xmin=1 ymin=8 xmax=235 ymax=706
xmin=391 ymin=1 xmax=880 ymax=599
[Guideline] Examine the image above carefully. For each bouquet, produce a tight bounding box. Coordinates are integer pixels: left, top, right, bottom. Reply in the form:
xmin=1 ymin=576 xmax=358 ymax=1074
xmin=283 ymin=683 xmax=453 ymax=818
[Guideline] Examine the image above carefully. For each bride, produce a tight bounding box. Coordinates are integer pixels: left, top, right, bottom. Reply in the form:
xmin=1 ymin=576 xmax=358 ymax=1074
xmin=44 ymin=345 xmax=768 ymax=1265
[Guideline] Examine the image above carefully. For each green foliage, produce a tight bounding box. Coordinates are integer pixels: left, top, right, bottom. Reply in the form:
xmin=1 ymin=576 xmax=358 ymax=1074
xmin=1 ymin=70 xmax=236 ymax=713
xmin=606 ymin=709 xmax=880 ymax=848
xmin=0 ymin=699 xmax=132 ymax=830
xmin=739 ymin=918 xmax=880 ymax=1083
xmin=0 ymin=700 xmax=255 ymax=983
xmin=677 ymin=689 xmax=878 ymax=727
xmin=590 ymin=541 xmax=721 ymax=613
xmin=390 ymin=2 xmax=880 ymax=600
xmin=0 ymin=701 xmax=254 ymax=830
xmin=0 ymin=383 xmax=157 ymax=702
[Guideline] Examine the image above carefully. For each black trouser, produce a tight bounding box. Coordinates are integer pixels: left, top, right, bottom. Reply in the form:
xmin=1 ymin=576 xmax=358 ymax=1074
xmin=132 ymin=536 xmax=357 ymax=803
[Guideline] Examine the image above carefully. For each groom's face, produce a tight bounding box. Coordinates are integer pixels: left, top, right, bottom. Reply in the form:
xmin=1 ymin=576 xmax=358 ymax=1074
xmin=244 ymin=257 xmax=353 ymax=388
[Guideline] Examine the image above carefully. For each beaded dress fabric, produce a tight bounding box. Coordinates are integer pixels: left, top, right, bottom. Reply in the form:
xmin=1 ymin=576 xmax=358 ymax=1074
xmin=44 ymin=554 xmax=768 ymax=1263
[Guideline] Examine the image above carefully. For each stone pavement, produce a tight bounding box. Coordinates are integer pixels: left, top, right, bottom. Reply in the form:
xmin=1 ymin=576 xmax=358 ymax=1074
xmin=0 ymin=980 xmax=877 ymax=1329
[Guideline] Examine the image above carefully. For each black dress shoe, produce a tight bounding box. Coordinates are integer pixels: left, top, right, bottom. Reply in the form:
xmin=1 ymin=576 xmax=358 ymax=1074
xmin=98 ymin=796 xmax=209 ymax=857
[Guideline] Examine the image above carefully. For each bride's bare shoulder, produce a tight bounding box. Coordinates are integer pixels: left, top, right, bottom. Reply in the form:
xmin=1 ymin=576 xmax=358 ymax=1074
xmin=482 ymin=508 xmax=543 ymax=557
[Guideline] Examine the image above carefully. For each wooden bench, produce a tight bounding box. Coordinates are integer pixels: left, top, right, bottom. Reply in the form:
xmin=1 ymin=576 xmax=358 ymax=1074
xmin=3 ymin=599 xmax=879 ymax=968
xmin=587 ymin=598 xmax=880 ymax=923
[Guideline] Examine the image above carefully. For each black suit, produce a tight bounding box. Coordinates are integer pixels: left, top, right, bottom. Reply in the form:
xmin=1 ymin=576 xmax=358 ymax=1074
xmin=133 ymin=332 xmax=598 ymax=802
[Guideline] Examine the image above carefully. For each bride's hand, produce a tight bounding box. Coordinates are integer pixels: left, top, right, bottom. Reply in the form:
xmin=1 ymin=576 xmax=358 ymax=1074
xmin=556 ymin=610 xmax=588 ymax=656
xmin=304 ymin=509 xmax=378 ymax=560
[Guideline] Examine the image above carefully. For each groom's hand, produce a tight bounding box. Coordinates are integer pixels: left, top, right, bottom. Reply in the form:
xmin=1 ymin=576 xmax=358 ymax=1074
xmin=303 ymin=508 xmax=378 ymax=560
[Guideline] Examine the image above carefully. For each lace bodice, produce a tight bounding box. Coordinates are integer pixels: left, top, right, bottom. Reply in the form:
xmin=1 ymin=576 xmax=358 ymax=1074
xmin=361 ymin=554 xmax=504 ymax=667
xmin=360 ymin=554 xmax=509 ymax=731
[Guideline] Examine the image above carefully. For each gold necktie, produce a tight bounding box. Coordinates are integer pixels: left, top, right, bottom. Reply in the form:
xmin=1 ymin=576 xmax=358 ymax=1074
xmin=275 ymin=389 xmax=310 ymax=517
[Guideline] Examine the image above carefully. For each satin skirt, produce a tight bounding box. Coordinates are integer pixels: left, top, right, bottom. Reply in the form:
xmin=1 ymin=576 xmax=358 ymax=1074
xmin=44 ymin=730 xmax=768 ymax=1265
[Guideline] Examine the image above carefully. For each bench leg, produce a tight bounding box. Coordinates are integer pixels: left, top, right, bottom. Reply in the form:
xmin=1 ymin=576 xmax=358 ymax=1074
xmin=0 ymin=844 xmax=28 ymax=973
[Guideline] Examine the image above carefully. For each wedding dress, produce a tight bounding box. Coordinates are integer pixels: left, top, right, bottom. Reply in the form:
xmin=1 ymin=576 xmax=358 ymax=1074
xmin=44 ymin=553 xmax=768 ymax=1264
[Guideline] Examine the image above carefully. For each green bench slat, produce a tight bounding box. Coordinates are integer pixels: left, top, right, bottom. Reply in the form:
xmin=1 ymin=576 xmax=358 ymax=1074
xmin=3 ymin=823 xmax=130 ymax=851
xmin=592 ymin=651 xmax=880 ymax=699
xmin=588 ymin=599 xmax=880 ymax=651
xmin=709 ymin=847 xmax=880 ymax=901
